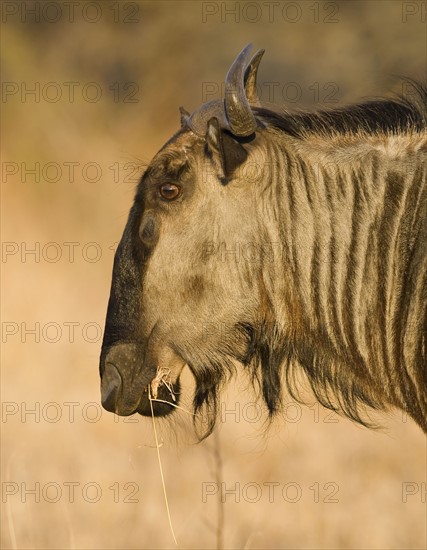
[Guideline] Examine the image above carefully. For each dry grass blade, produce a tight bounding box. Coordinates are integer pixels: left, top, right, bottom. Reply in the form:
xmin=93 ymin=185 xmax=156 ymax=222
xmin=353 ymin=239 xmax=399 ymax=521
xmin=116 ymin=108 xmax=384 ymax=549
xmin=213 ymin=430 xmax=224 ymax=550
xmin=150 ymin=366 xmax=176 ymax=401
xmin=150 ymin=363 xmax=209 ymax=417
xmin=60 ymin=498 xmax=76 ymax=550
xmin=204 ymin=431 xmax=225 ymax=549
xmin=150 ymin=397 xmax=197 ymax=416
xmin=6 ymin=452 xmax=18 ymax=550
xmin=148 ymin=385 xmax=178 ymax=546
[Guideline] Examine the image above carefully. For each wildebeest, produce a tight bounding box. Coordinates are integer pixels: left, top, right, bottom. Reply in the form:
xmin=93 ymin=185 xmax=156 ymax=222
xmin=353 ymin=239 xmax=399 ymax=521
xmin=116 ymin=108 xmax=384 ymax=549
xmin=100 ymin=45 xmax=427 ymax=438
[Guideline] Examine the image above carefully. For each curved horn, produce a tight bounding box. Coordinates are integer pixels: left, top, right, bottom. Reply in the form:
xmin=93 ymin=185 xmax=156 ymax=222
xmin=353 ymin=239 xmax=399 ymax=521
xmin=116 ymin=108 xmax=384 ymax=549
xmin=244 ymin=48 xmax=265 ymax=107
xmin=224 ymin=44 xmax=257 ymax=136
xmin=187 ymin=99 xmax=230 ymax=137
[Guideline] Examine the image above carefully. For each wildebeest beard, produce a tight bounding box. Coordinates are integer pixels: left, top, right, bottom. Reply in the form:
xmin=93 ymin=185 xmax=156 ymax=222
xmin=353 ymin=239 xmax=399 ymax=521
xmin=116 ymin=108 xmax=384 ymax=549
xmin=101 ymin=312 xmax=287 ymax=439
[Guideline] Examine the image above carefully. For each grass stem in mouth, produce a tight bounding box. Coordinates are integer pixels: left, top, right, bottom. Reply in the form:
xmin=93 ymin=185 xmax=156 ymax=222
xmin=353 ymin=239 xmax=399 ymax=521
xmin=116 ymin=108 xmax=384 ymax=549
xmin=148 ymin=386 xmax=178 ymax=546
xmin=151 ymin=366 xmax=176 ymax=401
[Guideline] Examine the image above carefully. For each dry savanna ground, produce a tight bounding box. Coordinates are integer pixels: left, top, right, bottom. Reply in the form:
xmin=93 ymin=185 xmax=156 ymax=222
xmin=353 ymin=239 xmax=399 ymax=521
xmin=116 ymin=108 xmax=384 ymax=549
xmin=1 ymin=1 xmax=426 ymax=549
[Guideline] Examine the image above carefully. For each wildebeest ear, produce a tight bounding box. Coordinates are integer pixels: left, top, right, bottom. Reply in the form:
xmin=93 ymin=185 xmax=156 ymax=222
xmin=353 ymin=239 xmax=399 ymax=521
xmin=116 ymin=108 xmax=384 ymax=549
xmin=206 ymin=117 xmax=248 ymax=183
xmin=179 ymin=107 xmax=190 ymax=127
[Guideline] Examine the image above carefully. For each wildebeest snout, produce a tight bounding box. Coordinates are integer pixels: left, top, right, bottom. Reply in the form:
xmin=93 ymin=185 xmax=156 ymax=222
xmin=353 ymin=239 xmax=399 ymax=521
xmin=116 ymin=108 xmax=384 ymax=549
xmin=100 ymin=341 xmax=184 ymax=417
xmin=100 ymin=342 xmax=149 ymax=415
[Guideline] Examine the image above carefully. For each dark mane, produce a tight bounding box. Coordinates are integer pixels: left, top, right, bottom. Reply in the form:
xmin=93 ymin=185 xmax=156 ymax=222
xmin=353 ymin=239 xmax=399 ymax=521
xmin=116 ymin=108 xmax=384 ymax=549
xmin=254 ymin=81 xmax=427 ymax=139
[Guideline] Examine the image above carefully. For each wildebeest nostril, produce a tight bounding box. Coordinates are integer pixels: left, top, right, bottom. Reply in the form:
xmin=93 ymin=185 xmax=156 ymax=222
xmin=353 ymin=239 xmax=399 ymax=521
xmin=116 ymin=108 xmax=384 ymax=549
xmin=101 ymin=363 xmax=122 ymax=412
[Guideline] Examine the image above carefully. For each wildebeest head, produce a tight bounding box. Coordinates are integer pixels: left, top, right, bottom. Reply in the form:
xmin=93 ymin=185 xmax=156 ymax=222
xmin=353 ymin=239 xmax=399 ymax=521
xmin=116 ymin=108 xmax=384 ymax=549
xmin=100 ymin=45 xmax=272 ymax=435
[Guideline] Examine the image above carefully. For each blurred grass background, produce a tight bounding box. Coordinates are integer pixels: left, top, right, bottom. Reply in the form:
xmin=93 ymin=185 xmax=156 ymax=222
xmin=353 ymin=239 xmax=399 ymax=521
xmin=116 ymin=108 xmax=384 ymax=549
xmin=1 ymin=1 xmax=426 ymax=548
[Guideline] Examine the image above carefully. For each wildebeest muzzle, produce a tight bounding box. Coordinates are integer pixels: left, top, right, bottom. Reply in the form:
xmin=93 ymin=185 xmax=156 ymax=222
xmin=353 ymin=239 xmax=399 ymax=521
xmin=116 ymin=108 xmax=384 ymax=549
xmin=100 ymin=342 xmax=183 ymax=417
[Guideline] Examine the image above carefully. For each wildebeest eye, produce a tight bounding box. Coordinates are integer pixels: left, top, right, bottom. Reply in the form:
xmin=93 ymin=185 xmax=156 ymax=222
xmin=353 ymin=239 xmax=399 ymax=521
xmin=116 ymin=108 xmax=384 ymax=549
xmin=159 ymin=183 xmax=181 ymax=200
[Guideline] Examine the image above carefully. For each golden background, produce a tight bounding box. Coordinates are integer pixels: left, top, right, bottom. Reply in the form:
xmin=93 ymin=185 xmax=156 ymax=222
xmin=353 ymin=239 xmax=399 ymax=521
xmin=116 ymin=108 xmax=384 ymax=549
xmin=2 ymin=1 xmax=426 ymax=548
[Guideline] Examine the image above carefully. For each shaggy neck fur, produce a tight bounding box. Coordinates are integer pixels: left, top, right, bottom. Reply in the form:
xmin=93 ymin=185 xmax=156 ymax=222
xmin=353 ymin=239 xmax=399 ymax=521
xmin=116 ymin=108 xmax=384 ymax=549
xmin=190 ymin=88 xmax=427 ymax=438
xmin=253 ymin=124 xmax=427 ymax=432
